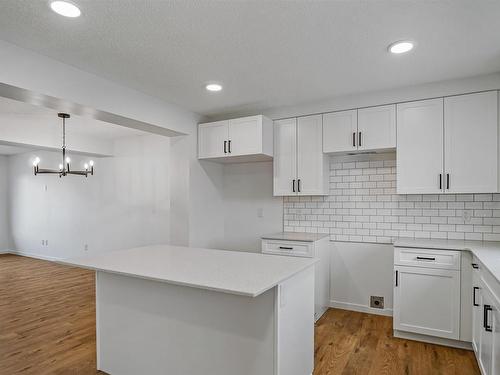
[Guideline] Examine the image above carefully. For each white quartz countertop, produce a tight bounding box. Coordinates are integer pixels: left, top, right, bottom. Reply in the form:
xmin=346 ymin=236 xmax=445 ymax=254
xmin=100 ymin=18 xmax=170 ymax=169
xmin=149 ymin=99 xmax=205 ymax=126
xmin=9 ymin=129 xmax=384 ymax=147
xmin=394 ymin=237 xmax=500 ymax=283
xmin=59 ymin=244 xmax=317 ymax=297
xmin=261 ymin=232 xmax=329 ymax=242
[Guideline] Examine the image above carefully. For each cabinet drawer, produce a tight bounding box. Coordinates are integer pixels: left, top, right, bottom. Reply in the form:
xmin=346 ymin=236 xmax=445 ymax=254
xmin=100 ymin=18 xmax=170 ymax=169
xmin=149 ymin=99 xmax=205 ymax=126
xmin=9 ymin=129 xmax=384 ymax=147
xmin=261 ymin=240 xmax=313 ymax=258
xmin=394 ymin=247 xmax=461 ymax=270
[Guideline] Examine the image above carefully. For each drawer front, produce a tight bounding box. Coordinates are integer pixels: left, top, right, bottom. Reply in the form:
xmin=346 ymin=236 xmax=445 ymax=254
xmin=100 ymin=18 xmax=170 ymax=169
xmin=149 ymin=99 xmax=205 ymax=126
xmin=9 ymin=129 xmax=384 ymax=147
xmin=261 ymin=240 xmax=314 ymax=258
xmin=394 ymin=247 xmax=461 ymax=270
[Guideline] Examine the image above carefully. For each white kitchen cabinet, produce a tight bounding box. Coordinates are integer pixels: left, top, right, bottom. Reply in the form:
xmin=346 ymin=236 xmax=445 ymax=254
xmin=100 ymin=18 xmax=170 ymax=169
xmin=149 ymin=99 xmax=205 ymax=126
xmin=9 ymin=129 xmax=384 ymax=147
xmin=323 ymin=105 xmax=396 ymax=153
xmin=444 ymin=91 xmax=499 ymax=193
xmin=274 ymin=115 xmax=328 ymax=196
xmin=198 ymin=120 xmax=229 ymax=159
xmin=323 ymin=110 xmax=357 ymax=153
xmin=198 ymin=115 xmax=272 ymax=162
xmin=394 ymin=247 xmax=461 ymax=340
xmin=274 ymin=118 xmax=297 ymax=196
xmin=297 ymin=115 xmax=328 ymax=195
xmin=397 ymin=98 xmax=444 ymax=194
xmin=357 ymin=104 xmax=396 ymax=151
xmin=472 ymin=257 xmax=500 ymax=375
xmin=397 ymin=91 xmax=499 ymax=194
xmin=394 ymin=265 xmax=460 ymax=339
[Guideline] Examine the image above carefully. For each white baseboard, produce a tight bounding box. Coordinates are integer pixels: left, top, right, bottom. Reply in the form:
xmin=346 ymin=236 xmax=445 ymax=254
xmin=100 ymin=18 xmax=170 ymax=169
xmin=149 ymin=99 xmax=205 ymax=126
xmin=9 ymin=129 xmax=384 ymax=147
xmin=330 ymin=300 xmax=393 ymax=317
xmin=8 ymin=250 xmax=63 ymax=262
xmin=394 ymin=330 xmax=473 ymax=350
xmin=0 ymin=249 xmax=11 ymax=254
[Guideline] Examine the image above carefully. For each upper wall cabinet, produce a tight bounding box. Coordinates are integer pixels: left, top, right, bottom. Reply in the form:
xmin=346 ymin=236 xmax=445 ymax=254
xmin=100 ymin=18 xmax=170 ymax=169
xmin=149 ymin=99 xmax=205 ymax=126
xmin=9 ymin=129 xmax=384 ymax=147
xmin=397 ymin=91 xmax=499 ymax=194
xmin=198 ymin=115 xmax=273 ymax=163
xmin=274 ymin=115 xmax=328 ymax=196
xmin=323 ymin=105 xmax=396 ymax=153
xmin=444 ymin=91 xmax=498 ymax=193
xmin=357 ymin=105 xmax=396 ymax=151
xmin=323 ymin=110 xmax=357 ymax=153
xmin=397 ymin=98 xmax=444 ymax=194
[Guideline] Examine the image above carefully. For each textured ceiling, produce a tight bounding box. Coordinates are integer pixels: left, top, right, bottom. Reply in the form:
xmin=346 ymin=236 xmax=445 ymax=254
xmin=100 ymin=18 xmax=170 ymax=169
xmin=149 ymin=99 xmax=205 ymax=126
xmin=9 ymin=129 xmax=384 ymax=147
xmin=0 ymin=0 xmax=500 ymax=116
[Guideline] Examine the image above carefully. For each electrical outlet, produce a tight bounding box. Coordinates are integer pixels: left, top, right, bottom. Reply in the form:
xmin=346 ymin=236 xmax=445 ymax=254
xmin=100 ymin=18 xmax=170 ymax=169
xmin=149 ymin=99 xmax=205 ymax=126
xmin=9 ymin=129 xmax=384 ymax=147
xmin=41 ymin=240 xmax=45 ymax=246
xmin=84 ymin=244 xmax=89 ymax=251
xmin=46 ymin=240 xmax=48 ymax=246
xmin=462 ymin=210 xmax=472 ymax=223
xmin=370 ymin=296 xmax=384 ymax=309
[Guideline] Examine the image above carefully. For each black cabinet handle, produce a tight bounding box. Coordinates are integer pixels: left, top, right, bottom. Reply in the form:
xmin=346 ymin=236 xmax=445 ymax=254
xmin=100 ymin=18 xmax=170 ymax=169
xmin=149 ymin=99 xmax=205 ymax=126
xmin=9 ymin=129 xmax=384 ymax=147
xmin=228 ymin=140 xmax=231 ymax=153
xmin=292 ymin=179 xmax=296 ymax=193
xmin=416 ymin=256 xmax=436 ymax=261
xmin=395 ymin=270 xmax=398 ymax=287
xmin=446 ymin=173 xmax=450 ymax=190
xmin=358 ymin=132 xmax=362 ymax=147
xmin=472 ymin=263 xmax=479 ymax=269
xmin=484 ymin=304 xmax=493 ymax=332
xmin=224 ymin=140 xmax=227 ymax=154
xmin=439 ymin=174 xmax=442 ymax=190
xmin=352 ymin=132 xmax=356 ymax=147
xmin=279 ymin=246 xmax=293 ymax=250
xmin=473 ymin=287 xmax=480 ymax=307
xmin=297 ymin=179 xmax=301 ymax=193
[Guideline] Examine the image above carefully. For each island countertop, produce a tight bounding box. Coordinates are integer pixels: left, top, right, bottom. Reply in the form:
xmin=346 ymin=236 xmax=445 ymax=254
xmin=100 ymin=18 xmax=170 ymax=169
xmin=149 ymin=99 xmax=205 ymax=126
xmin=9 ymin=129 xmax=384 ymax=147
xmin=59 ymin=244 xmax=317 ymax=297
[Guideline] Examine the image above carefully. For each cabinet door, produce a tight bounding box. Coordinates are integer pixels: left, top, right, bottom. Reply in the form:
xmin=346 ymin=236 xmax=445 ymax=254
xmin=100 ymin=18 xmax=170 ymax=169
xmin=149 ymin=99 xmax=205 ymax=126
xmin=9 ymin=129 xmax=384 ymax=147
xmin=492 ymin=297 xmax=500 ymax=375
xmin=394 ymin=266 xmax=460 ymax=339
xmin=198 ymin=120 xmax=229 ymax=158
xmin=472 ymin=268 xmax=482 ymax=353
xmin=297 ymin=114 xmax=325 ymax=195
xmin=479 ymin=286 xmax=494 ymax=375
xmin=444 ymin=91 xmax=498 ymax=193
xmin=357 ymin=104 xmax=396 ymax=151
xmin=396 ymin=99 xmax=444 ymax=194
xmin=228 ymin=115 xmax=262 ymax=156
xmin=323 ymin=110 xmax=357 ymax=153
xmin=274 ymin=118 xmax=297 ymax=196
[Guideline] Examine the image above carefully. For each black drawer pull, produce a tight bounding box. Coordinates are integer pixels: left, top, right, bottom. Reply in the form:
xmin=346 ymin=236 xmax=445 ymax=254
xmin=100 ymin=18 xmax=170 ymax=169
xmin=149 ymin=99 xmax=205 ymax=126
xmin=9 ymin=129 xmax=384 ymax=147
xmin=473 ymin=287 xmax=479 ymax=307
xmin=279 ymin=246 xmax=293 ymax=250
xmin=395 ymin=270 xmax=398 ymax=287
xmin=472 ymin=263 xmax=479 ymax=269
xmin=416 ymin=256 xmax=436 ymax=261
xmin=352 ymin=132 xmax=356 ymax=147
xmin=224 ymin=140 xmax=227 ymax=154
xmin=484 ymin=304 xmax=493 ymax=332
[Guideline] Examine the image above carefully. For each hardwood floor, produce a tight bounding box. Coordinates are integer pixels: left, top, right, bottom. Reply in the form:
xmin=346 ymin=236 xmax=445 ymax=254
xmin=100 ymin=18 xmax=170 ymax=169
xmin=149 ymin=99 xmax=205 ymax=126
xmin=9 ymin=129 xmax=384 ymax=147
xmin=1 ymin=254 xmax=480 ymax=375
xmin=314 ymin=309 xmax=480 ymax=375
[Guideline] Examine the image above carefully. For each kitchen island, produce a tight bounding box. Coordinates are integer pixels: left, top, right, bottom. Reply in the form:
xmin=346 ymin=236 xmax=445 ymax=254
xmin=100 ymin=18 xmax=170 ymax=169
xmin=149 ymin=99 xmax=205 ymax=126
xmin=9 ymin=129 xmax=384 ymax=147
xmin=60 ymin=245 xmax=317 ymax=375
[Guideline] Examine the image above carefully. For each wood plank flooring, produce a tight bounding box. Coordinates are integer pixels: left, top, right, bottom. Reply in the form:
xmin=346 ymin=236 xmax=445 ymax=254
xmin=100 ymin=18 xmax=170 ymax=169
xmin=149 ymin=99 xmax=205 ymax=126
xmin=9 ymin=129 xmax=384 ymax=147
xmin=1 ymin=254 xmax=480 ymax=374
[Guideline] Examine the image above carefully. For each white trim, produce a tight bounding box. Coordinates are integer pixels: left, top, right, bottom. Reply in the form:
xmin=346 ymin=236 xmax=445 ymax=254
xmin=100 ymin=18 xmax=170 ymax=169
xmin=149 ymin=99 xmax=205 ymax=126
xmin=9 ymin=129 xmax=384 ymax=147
xmin=8 ymin=250 xmax=63 ymax=262
xmin=394 ymin=330 xmax=473 ymax=350
xmin=0 ymin=249 xmax=12 ymax=254
xmin=330 ymin=300 xmax=393 ymax=317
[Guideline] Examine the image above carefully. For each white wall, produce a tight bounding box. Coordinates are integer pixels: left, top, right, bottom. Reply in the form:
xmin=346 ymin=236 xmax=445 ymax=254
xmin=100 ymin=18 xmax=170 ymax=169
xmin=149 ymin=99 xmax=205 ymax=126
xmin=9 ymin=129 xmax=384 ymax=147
xmin=7 ymin=135 xmax=171 ymax=260
xmin=220 ymin=162 xmax=283 ymax=252
xmin=0 ymin=40 xmax=227 ymax=251
xmin=330 ymin=241 xmax=394 ymax=316
xmin=0 ymin=156 xmax=10 ymax=251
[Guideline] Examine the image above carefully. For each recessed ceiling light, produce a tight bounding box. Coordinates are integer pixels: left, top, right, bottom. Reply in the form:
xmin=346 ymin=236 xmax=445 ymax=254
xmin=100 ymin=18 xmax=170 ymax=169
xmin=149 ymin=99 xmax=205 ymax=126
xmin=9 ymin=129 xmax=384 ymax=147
xmin=206 ymin=83 xmax=222 ymax=92
xmin=50 ymin=1 xmax=81 ymax=18
xmin=388 ymin=40 xmax=414 ymax=54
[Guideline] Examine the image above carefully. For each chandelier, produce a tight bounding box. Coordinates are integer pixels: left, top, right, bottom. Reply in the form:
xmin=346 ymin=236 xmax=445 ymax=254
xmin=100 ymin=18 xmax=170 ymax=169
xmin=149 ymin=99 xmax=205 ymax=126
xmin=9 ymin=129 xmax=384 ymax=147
xmin=33 ymin=113 xmax=95 ymax=178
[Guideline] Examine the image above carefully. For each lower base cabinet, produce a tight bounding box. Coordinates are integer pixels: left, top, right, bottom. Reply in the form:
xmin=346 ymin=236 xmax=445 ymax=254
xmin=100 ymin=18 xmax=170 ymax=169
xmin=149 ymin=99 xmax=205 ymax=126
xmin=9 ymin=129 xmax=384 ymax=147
xmin=394 ymin=265 xmax=460 ymax=340
xmin=472 ymin=258 xmax=500 ymax=375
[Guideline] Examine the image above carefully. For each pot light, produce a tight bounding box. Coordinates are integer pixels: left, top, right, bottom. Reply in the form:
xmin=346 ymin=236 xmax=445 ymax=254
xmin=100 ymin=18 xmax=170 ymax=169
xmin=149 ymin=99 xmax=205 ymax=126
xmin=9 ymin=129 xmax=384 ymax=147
xmin=206 ymin=83 xmax=222 ymax=92
xmin=50 ymin=1 xmax=81 ymax=18
xmin=388 ymin=41 xmax=414 ymax=54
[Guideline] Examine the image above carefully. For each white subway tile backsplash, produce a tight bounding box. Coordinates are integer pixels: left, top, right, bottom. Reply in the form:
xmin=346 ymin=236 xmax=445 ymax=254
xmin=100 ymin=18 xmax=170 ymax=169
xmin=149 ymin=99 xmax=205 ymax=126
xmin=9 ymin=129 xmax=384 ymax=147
xmin=283 ymin=153 xmax=500 ymax=243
